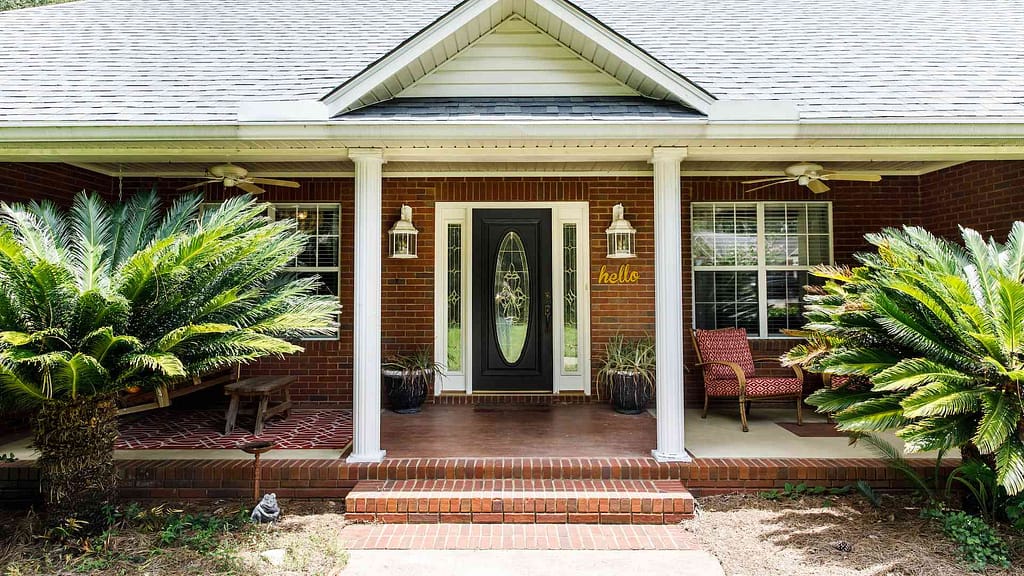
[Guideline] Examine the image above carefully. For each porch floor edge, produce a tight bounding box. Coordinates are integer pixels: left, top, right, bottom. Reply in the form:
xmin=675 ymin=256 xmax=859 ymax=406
xmin=1 ymin=456 xmax=960 ymax=504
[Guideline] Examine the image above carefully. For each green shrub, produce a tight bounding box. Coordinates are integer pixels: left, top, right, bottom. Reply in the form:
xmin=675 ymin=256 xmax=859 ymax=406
xmin=937 ymin=510 xmax=1011 ymax=571
xmin=785 ymin=223 xmax=1024 ymax=496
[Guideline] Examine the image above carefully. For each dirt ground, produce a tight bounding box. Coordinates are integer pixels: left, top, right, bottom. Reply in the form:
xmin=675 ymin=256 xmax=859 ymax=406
xmin=0 ymin=500 xmax=348 ymax=576
xmin=688 ymin=494 xmax=1024 ymax=576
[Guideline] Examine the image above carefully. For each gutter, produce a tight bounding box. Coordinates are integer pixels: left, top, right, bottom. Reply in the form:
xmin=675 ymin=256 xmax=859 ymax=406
xmin=1 ymin=118 xmax=1024 ymax=144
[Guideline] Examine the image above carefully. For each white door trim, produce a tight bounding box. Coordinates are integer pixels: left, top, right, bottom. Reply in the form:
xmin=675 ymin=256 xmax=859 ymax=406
xmin=434 ymin=201 xmax=591 ymax=395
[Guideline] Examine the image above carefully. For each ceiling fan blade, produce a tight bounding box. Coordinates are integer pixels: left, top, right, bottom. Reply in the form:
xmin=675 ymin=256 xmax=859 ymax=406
xmin=176 ymin=180 xmax=220 ymax=191
xmin=819 ymin=172 xmax=882 ymax=182
xmin=250 ymin=177 xmax=301 ymax=188
xmin=806 ymin=179 xmax=831 ymax=194
xmin=237 ymin=181 xmax=266 ymax=195
xmin=745 ymin=180 xmax=792 ymax=194
xmin=741 ymin=177 xmax=791 ymax=185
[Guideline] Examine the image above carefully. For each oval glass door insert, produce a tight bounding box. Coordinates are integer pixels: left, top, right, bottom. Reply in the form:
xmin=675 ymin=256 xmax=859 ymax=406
xmin=493 ymin=231 xmax=530 ymax=364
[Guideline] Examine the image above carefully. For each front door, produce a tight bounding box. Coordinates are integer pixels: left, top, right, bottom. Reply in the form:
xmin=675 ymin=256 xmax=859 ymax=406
xmin=472 ymin=209 xmax=553 ymax=391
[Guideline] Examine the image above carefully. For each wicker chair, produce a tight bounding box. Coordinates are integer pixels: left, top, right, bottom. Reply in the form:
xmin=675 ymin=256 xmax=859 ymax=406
xmin=692 ymin=328 xmax=804 ymax=432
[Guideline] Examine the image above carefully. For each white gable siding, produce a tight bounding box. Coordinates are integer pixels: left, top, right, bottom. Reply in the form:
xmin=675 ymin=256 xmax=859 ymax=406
xmin=399 ymin=17 xmax=637 ymax=98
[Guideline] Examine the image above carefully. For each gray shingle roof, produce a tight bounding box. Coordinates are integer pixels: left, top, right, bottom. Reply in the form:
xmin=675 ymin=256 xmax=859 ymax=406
xmin=0 ymin=0 xmax=1022 ymax=124
xmin=338 ymin=97 xmax=702 ymax=120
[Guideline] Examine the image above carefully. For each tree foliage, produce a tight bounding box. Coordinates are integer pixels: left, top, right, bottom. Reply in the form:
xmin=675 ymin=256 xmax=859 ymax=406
xmin=0 ymin=0 xmax=75 ymax=12
xmin=0 ymin=191 xmax=339 ymax=409
xmin=785 ymin=223 xmax=1024 ymax=494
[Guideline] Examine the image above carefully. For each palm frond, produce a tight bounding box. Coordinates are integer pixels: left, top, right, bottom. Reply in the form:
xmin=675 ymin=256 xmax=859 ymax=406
xmin=834 ymin=396 xmax=911 ymax=432
xmin=901 ymin=381 xmax=981 ymax=418
xmin=973 ymin=390 xmax=1021 ymax=453
xmin=995 ymin=439 xmax=1024 ymax=495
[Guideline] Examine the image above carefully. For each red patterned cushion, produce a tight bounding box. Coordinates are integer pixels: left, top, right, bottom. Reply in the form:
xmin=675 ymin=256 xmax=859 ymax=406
xmin=705 ymin=377 xmax=803 ymax=398
xmin=694 ymin=328 xmax=756 ymax=382
xmin=828 ymin=374 xmax=850 ymax=389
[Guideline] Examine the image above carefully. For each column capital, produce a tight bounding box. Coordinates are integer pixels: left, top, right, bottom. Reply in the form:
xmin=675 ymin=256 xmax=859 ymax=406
xmin=348 ymin=148 xmax=386 ymax=164
xmin=650 ymin=147 xmax=688 ymax=164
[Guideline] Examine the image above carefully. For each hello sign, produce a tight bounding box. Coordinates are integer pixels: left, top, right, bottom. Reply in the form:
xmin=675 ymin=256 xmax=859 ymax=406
xmin=597 ymin=264 xmax=640 ymax=285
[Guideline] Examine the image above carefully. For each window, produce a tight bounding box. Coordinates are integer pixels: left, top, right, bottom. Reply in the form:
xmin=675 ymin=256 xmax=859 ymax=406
xmin=446 ymin=223 xmax=462 ymax=371
xmin=271 ymin=205 xmax=341 ymax=340
xmin=562 ymin=223 xmax=579 ymax=373
xmin=692 ymin=202 xmax=831 ymax=338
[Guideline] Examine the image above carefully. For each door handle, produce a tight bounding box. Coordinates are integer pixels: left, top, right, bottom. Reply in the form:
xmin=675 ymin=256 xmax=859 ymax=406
xmin=543 ymin=291 xmax=552 ymax=330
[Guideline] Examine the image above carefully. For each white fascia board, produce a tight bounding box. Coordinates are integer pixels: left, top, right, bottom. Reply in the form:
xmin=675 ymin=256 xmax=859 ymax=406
xmin=532 ymin=0 xmax=716 ymax=114
xmin=320 ymin=0 xmax=503 ymax=116
xmin=3 ymin=120 xmax=1024 ymax=150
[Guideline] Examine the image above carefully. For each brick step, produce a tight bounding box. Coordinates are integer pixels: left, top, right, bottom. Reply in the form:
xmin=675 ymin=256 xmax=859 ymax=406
xmin=344 ymin=479 xmax=694 ymax=524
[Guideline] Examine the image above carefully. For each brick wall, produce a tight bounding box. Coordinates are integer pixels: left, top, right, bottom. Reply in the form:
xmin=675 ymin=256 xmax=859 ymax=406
xmin=920 ymin=160 xmax=1024 ymax=241
xmin=0 ymin=162 xmax=113 ymax=203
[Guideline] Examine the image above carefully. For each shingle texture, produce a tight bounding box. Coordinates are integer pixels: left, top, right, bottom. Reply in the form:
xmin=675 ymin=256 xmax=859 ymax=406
xmin=0 ymin=0 xmax=1022 ymax=124
xmin=339 ymin=97 xmax=702 ymax=120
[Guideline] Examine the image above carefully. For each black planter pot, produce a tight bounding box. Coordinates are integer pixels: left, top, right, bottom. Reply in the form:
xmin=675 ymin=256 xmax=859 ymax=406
xmin=383 ymin=369 xmax=431 ymax=414
xmin=609 ymin=371 xmax=653 ymax=414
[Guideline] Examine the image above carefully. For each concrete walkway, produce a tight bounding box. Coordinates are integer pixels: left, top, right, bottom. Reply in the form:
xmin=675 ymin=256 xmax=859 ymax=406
xmin=341 ymin=550 xmax=725 ymax=576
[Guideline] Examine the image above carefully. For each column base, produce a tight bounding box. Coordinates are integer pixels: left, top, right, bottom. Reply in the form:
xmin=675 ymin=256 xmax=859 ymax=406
xmin=346 ymin=450 xmax=387 ymax=464
xmin=651 ymin=449 xmax=692 ymax=463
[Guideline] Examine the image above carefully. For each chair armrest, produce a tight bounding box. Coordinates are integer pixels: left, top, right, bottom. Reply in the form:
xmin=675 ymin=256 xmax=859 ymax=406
xmin=695 ymin=360 xmax=747 ymax=394
xmin=751 ymin=357 xmax=804 ymax=382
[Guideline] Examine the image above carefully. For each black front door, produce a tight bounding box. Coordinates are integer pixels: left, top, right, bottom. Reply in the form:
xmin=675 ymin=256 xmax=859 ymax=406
xmin=472 ymin=209 xmax=553 ymax=391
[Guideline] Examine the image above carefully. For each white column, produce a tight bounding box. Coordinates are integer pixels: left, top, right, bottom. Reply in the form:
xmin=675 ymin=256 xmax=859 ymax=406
xmin=650 ymin=147 xmax=690 ymax=462
xmin=346 ymin=149 xmax=387 ymax=463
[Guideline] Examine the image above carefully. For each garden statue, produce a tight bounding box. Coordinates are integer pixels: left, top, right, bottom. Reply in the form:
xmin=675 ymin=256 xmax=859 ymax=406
xmin=251 ymin=493 xmax=281 ymax=523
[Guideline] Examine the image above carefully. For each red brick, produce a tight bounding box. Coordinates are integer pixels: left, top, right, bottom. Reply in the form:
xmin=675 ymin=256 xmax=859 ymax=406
xmin=472 ymin=513 xmax=503 ymax=523
xmin=598 ymin=513 xmax=632 ymax=524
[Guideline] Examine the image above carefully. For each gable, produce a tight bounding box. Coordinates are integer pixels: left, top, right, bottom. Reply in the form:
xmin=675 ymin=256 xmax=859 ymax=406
xmin=398 ymin=17 xmax=637 ymax=98
xmin=322 ymin=0 xmax=715 ymax=117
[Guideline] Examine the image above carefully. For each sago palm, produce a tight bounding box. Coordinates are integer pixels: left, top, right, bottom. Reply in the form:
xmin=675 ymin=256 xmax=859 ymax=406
xmin=0 ymin=191 xmax=339 ymax=525
xmin=785 ymin=223 xmax=1024 ymax=495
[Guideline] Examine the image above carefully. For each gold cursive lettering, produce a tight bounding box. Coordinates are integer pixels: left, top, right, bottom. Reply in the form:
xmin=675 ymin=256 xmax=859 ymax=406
xmin=597 ymin=264 xmax=640 ymax=284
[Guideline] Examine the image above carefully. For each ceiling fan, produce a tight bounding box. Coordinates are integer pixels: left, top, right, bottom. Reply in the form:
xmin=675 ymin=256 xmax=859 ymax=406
xmin=176 ymin=164 xmax=300 ymax=195
xmin=743 ymin=163 xmax=882 ymax=194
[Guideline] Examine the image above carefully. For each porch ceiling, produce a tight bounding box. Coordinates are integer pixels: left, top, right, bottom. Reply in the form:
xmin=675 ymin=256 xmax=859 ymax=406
xmin=68 ymin=159 xmax=961 ymax=178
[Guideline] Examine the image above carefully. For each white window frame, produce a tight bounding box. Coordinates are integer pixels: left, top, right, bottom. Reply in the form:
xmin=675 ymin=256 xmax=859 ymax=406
xmin=434 ymin=202 xmax=591 ymax=395
xmin=690 ymin=201 xmax=833 ymax=339
xmin=269 ymin=203 xmax=342 ymax=341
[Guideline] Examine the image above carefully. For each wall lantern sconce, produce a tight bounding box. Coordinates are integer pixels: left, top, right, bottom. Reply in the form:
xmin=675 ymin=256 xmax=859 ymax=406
xmin=388 ymin=204 xmax=419 ymax=259
xmin=605 ymin=203 xmax=637 ymax=259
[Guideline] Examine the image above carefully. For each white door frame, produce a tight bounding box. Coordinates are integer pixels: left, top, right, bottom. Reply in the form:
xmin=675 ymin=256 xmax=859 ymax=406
xmin=433 ymin=201 xmax=591 ymax=395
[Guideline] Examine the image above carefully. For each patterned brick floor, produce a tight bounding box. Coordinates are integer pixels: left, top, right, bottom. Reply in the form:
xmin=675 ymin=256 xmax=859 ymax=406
xmin=115 ymin=409 xmax=352 ymax=449
xmin=340 ymin=524 xmax=701 ymax=550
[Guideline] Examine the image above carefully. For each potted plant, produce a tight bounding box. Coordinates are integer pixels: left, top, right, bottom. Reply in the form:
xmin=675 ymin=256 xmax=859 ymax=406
xmin=597 ymin=335 xmax=655 ymax=414
xmin=382 ymin=349 xmax=442 ymax=414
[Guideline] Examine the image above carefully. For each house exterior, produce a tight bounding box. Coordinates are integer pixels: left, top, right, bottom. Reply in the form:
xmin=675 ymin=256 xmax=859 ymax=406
xmin=0 ymin=0 xmax=1022 ymax=469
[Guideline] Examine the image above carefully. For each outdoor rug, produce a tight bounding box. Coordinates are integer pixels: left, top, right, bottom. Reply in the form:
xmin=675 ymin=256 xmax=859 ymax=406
xmin=775 ymin=421 xmax=848 ymax=438
xmin=116 ymin=409 xmax=353 ymax=450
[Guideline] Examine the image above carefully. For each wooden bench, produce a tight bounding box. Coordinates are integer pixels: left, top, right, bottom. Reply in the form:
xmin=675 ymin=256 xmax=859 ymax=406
xmin=223 ymin=376 xmax=295 ymax=436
